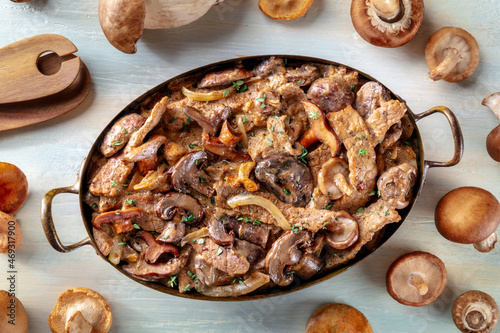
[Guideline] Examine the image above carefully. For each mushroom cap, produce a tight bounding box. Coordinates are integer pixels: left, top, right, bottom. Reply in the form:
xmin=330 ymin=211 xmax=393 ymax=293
xmin=0 ymin=290 xmax=28 ymax=333
xmin=350 ymin=0 xmax=425 ymax=48
xmin=435 ymin=187 xmax=500 ymax=244
xmin=425 ymin=27 xmax=480 ymax=82
xmin=98 ymin=0 xmax=145 ymax=54
xmin=144 ymin=0 xmax=223 ymax=29
xmin=258 ymin=0 xmax=315 ymax=20
xmin=486 ymin=125 xmax=500 ymax=162
xmin=49 ymin=287 xmax=112 ymax=333
xmin=0 ymin=162 xmax=28 ymax=214
xmin=305 ymin=303 xmax=373 ymax=333
xmin=0 ymin=211 xmax=22 ymax=253
xmin=452 ymin=290 xmax=499 ymax=333
xmin=386 ymin=251 xmax=447 ymax=307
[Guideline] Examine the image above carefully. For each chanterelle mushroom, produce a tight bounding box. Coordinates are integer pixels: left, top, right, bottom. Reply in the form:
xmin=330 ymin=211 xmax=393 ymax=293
xmin=482 ymin=92 xmax=500 ymax=162
xmin=435 ymin=187 xmax=500 ymax=253
xmin=305 ymin=303 xmax=373 ymax=333
xmin=350 ymin=0 xmax=425 ymax=48
xmin=386 ymin=251 xmax=447 ymax=307
xmin=425 ymin=27 xmax=480 ymax=82
xmin=49 ymin=287 xmax=112 ymax=333
xmin=452 ymin=290 xmax=499 ymax=333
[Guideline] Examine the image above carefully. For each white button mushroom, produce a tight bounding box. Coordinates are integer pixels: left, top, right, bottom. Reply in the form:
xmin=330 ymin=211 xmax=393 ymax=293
xmin=425 ymin=27 xmax=480 ymax=82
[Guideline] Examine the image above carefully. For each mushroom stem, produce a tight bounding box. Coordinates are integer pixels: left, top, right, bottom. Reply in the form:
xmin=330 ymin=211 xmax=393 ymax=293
xmin=473 ymin=232 xmax=497 ymax=253
xmin=429 ymin=48 xmax=461 ymax=81
xmin=409 ymin=273 xmax=428 ymax=296
xmin=482 ymin=92 xmax=500 ymax=122
xmin=371 ymin=0 xmax=401 ymax=21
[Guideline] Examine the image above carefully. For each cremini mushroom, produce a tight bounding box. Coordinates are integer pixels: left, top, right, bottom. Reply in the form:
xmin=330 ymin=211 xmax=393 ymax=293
xmin=137 ymin=230 xmax=179 ymax=263
xmin=317 ymin=157 xmax=352 ymax=200
xmin=482 ymin=92 xmax=500 ymax=162
xmin=0 ymin=290 xmax=28 ymax=333
xmin=207 ymin=214 xmax=235 ymax=246
xmin=201 ymin=131 xmax=250 ymax=162
xmin=171 ymin=151 xmax=215 ymax=197
xmin=155 ymin=192 xmax=203 ymax=222
xmin=300 ymin=101 xmax=341 ymax=156
xmin=377 ymin=163 xmax=417 ymax=209
xmin=452 ymin=290 xmax=499 ymax=333
xmin=386 ymin=251 xmax=447 ymax=307
xmin=425 ymin=27 xmax=480 ymax=82
xmin=323 ymin=211 xmax=359 ymax=250
xmin=355 ymin=81 xmax=391 ymax=118
xmin=92 ymin=208 xmax=144 ymax=234
xmin=435 ymin=187 xmax=500 ymax=253
xmin=305 ymin=303 xmax=373 ymax=333
xmin=0 ymin=211 xmax=22 ymax=253
xmin=265 ymin=230 xmax=311 ymax=286
xmin=289 ymin=253 xmax=324 ymax=280
xmin=48 ymin=287 xmax=112 ymax=333
xmin=98 ymin=0 xmax=145 ymax=54
xmin=0 ymin=162 xmax=28 ymax=214
xmin=258 ymin=0 xmax=314 ymax=20
xmin=350 ymin=0 xmax=425 ymax=48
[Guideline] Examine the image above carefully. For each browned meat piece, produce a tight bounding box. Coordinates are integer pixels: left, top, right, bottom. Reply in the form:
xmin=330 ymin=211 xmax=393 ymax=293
xmin=307 ymin=78 xmax=354 ymax=113
xmin=89 ymin=156 xmax=134 ymax=197
xmin=377 ymin=163 xmax=417 ymax=209
xmin=100 ymin=113 xmax=146 ymax=157
xmin=327 ymin=66 xmax=359 ymax=89
xmin=123 ymin=246 xmax=191 ymax=278
xmin=307 ymin=144 xmax=333 ymax=187
xmin=365 ymin=100 xmax=407 ymax=144
xmin=355 ymin=81 xmax=391 ymax=118
xmin=194 ymin=255 xmax=234 ymax=287
xmin=122 ymin=192 xmax=166 ymax=232
xmin=164 ymin=142 xmax=188 ymax=166
xmin=275 ymin=82 xmax=308 ymax=118
xmin=129 ymin=96 xmax=169 ymax=147
xmin=285 ymin=64 xmax=319 ymax=86
xmin=381 ymin=122 xmax=403 ymax=149
xmin=233 ymin=239 xmax=264 ymax=264
xmin=191 ymin=237 xmax=250 ymax=275
xmin=220 ymin=213 xmax=270 ymax=248
xmin=122 ymin=135 xmax=168 ymax=162
xmin=326 ymin=199 xmax=401 ymax=269
xmin=93 ymin=224 xmax=115 ymax=256
xmin=198 ymin=68 xmax=253 ymax=88
xmin=253 ymin=57 xmax=285 ymax=77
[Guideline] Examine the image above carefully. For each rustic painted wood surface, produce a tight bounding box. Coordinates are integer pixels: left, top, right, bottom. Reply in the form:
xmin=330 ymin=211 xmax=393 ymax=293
xmin=1 ymin=0 xmax=499 ymax=332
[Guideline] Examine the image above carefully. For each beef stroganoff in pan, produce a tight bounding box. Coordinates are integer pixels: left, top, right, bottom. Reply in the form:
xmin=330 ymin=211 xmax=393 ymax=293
xmin=85 ymin=56 xmax=418 ymax=297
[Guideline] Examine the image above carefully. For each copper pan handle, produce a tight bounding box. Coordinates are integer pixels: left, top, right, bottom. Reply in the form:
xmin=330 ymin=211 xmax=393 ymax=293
xmin=413 ymin=106 xmax=464 ymax=171
xmin=40 ymin=160 xmax=91 ymax=253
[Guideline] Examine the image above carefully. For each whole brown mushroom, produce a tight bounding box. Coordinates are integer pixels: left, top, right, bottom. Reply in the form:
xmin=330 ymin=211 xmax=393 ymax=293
xmin=452 ymin=290 xmax=499 ymax=333
xmin=0 ymin=290 xmax=28 ymax=333
xmin=425 ymin=27 xmax=480 ymax=82
xmin=0 ymin=211 xmax=22 ymax=253
xmin=350 ymin=0 xmax=425 ymax=48
xmin=305 ymin=303 xmax=373 ymax=333
xmin=435 ymin=187 xmax=500 ymax=252
xmin=482 ymin=92 xmax=500 ymax=162
xmin=386 ymin=251 xmax=447 ymax=307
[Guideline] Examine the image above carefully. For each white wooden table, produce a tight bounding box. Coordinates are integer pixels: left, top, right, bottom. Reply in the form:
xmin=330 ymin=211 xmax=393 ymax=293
xmin=1 ymin=0 xmax=499 ymax=332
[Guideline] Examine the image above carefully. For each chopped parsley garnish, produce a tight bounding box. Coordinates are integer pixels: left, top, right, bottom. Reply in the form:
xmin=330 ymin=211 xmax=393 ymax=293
xmin=405 ymin=141 xmax=412 ymax=146
xmin=118 ymin=241 xmax=127 ymax=246
xmin=267 ymin=137 xmax=273 ymax=146
xmin=310 ymin=110 xmax=320 ymax=119
xmin=125 ymin=199 xmax=137 ymax=207
xmin=188 ymin=143 xmax=197 ymax=149
xmin=187 ymin=271 xmax=198 ymax=281
xmin=169 ymin=116 xmax=177 ymax=123
xmin=359 ymin=148 xmax=368 ymax=156
xmin=232 ymin=80 xmax=247 ymax=93
xmin=197 ymin=238 xmax=204 ymax=245
xmin=350 ymin=84 xmax=356 ymax=91
xmin=132 ymin=223 xmax=141 ymax=230
xmin=326 ymin=204 xmax=333 ymax=210
xmin=356 ymin=207 xmax=365 ymax=212
xmin=283 ymin=188 xmax=291 ymax=195
xmin=242 ymin=115 xmax=248 ymax=124
xmin=216 ymin=248 xmax=223 ymax=255
xmin=211 ymin=197 xmax=216 ymax=205
xmin=111 ymin=141 xmax=125 ymax=146
xmin=122 ymin=128 xmax=128 ymax=135
xmin=182 ymin=123 xmax=189 ymax=131
xmin=186 ymin=117 xmax=192 ymax=124
xmin=168 ymin=275 xmax=178 ymax=287
xmin=256 ymin=93 xmax=267 ymax=108
xmin=110 ymin=180 xmax=118 ymax=187
xmin=91 ymin=203 xmax=98 ymax=209
xmin=298 ymin=147 xmax=308 ymax=164
xmin=223 ymin=90 xmax=230 ymax=97
xmin=297 ymin=80 xmax=303 ymax=85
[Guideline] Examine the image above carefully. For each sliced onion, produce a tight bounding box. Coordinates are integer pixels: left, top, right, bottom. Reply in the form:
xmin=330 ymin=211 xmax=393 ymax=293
xmin=180 ymin=227 xmax=209 ymax=247
xmin=108 ymin=236 xmax=123 ymax=265
xmin=236 ymin=114 xmax=249 ymax=147
xmin=227 ymin=194 xmax=291 ymax=231
xmin=181 ymin=86 xmax=236 ymax=101
xmin=198 ymin=272 xmax=270 ymax=297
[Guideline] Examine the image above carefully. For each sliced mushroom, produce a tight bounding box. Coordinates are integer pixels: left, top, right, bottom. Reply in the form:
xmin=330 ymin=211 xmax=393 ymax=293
xmin=435 ymin=187 xmax=500 ymax=253
xmin=198 ymin=67 xmax=253 ymax=88
xmin=386 ymin=251 xmax=447 ymax=307
xmin=355 ymin=81 xmax=391 ymax=118
xmin=137 ymin=230 xmax=179 ymax=263
xmin=300 ymin=101 xmax=341 ymax=155
xmin=98 ymin=0 xmax=145 ymax=54
xmin=156 ymin=221 xmax=186 ymax=243
xmin=351 ymin=0 xmax=424 ymax=48
xmin=222 ymin=216 xmax=270 ymax=248
xmin=306 ymin=303 xmax=373 ymax=333
xmin=122 ymin=134 xmax=168 ymax=162
xmin=233 ymin=239 xmax=264 ymax=264
xmin=92 ymin=208 xmax=144 ymax=233
xmin=254 ymin=155 xmax=314 ymax=207
xmin=288 ymin=253 xmax=324 ymax=280
xmin=452 ymin=290 xmax=499 ymax=333
xmin=184 ymin=106 xmax=220 ymax=136
xmin=307 ymin=78 xmax=354 ymax=113
xmin=323 ymin=211 xmax=359 ymax=250
xmin=171 ymin=151 xmax=215 ymax=197
xmin=482 ymin=92 xmax=500 ymax=162
xmin=194 ymin=255 xmax=233 ymax=287
xmin=48 ymin=287 xmax=112 ymax=333
xmin=264 ymin=230 xmax=311 ymax=286
xmin=123 ymin=246 xmax=190 ymax=278
xmin=317 ymin=157 xmax=352 ymax=200
xmin=425 ymin=27 xmax=480 ymax=82
xmin=201 ymin=131 xmax=250 ymax=162
xmin=207 ymin=215 xmax=235 ymax=246
xmin=377 ymin=163 xmax=417 ymax=209
xmin=155 ymin=192 xmax=203 ymax=222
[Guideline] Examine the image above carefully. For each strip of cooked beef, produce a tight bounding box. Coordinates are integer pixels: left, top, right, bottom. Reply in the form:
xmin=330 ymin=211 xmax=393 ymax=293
xmin=130 ymin=96 xmax=169 ymax=147
xmin=89 ymin=156 xmax=134 ymax=197
xmin=191 ymin=236 xmax=250 ymax=276
xmin=122 ymin=135 xmax=168 ymax=162
xmin=100 ymin=113 xmax=146 ymax=157
xmin=253 ymin=57 xmax=285 ymax=77
xmin=121 ymin=192 xmax=166 ymax=232
xmin=365 ymin=100 xmax=407 ymax=144
xmin=198 ymin=67 xmax=254 ymax=88
xmin=285 ymin=64 xmax=319 ymax=86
